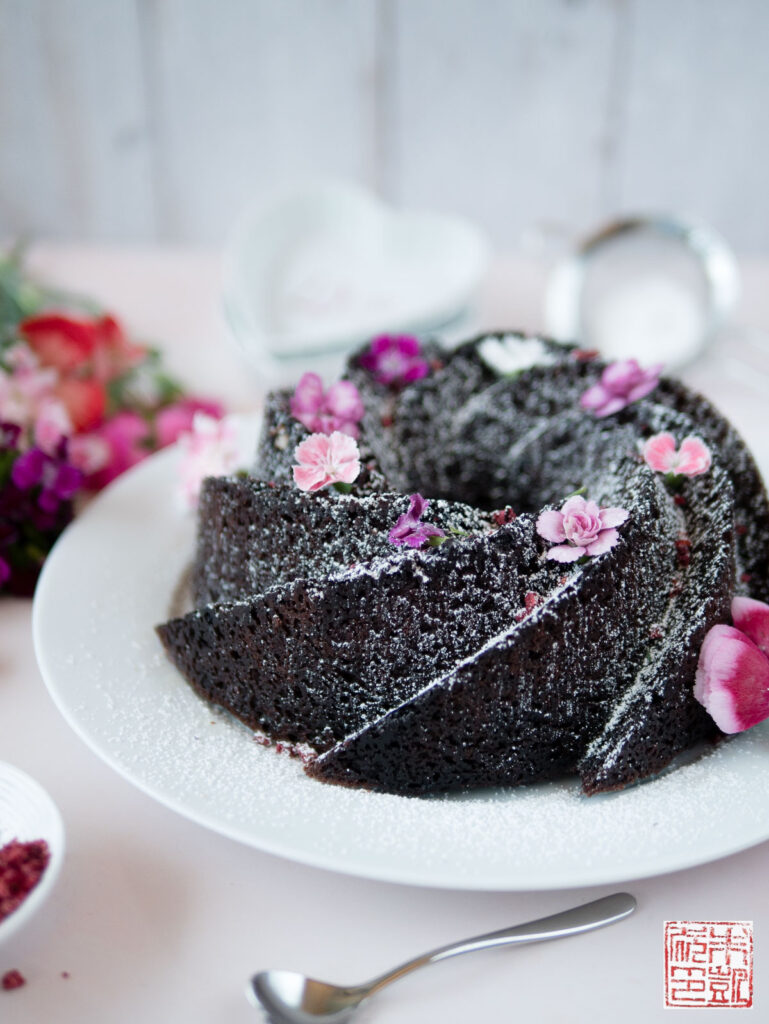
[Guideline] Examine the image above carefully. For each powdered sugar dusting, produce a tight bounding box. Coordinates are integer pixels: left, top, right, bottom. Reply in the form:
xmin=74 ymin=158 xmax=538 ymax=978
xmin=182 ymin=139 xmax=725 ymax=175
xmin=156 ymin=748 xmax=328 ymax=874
xmin=33 ymin=436 xmax=769 ymax=888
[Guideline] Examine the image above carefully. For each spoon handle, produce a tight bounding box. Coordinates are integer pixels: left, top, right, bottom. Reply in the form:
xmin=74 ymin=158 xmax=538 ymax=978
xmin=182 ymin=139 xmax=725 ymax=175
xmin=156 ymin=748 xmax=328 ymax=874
xmin=367 ymin=892 xmax=636 ymax=995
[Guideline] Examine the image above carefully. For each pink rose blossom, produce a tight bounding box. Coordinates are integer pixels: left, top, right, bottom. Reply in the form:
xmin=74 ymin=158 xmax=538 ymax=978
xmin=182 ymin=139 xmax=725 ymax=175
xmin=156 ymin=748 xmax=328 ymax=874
xmin=536 ymin=495 xmax=629 ymax=562
xmin=694 ymin=595 xmax=769 ymax=733
xmin=293 ymin=432 xmax=361 ymax=492
xmin=155 ymin=397 xmax=225 ymax=448
xmin=359 ymin=335 xmax=430 ymax=388
xmin=580 ymin=359 xmax=663 ymax=417
xmin=178 ymin=412 xmax=241 ymax=508
xmin=643 ymin=432 xmax=712 ymax=478
xmin=290 ymin=373 xmax=364 ymax=438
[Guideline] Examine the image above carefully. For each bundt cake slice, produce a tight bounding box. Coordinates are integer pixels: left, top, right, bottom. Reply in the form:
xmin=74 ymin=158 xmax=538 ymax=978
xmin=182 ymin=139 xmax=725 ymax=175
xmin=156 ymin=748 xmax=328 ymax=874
xmin=192 ymin=480 xmax=490 ymax=607
xmin=158 ymin=515 xmax=561 ymax=752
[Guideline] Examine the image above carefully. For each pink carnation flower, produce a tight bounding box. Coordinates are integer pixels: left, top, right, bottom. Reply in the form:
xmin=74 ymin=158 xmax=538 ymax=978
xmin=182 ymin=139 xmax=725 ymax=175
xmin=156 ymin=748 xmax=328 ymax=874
xmin=178 ymin=412 xmax=241 ymax=508
xmin=359 ymin=335 xmax=430 ymax=387
xmin=536 ymin=495 xmax=629 ymax=563
xmin=580 ymin=359 xmax=663 ymax=418
xmin=290 ymin=373 xmax=364 ymax=438
xmin=293 ymin=431 xmax=361 ymax=492
xmin=643 ymin=432 xmax=712 ymax=478
xmin=694 ymin=596 xmax=769 ymax=733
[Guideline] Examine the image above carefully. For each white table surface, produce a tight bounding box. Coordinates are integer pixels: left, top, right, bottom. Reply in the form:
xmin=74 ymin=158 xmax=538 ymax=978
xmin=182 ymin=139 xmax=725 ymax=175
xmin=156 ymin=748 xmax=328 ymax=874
xmin=1 ymin=245 xmax=768 ymax=1023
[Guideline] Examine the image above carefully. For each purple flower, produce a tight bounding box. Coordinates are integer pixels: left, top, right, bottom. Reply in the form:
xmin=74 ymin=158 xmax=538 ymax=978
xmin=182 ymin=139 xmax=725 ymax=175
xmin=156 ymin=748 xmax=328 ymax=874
xmin=0 ymin=422 xmax=21 ymax=451
xmin=580 ymin=359 xmax=663 ymax=418
xmin=290 ymin=373 xmax=364 ymax=439
xmin=359 ymin=335 xmax=430 ymax=388
xmin=11 ymin=447 xmax=83 ymax=513
xmin=388 ymin=494 xmax=446 ymax=548
xmin=536 ymin=495 xmax=629 ymax=562
xmin=0 ymin=555 xmax=10 ymax=587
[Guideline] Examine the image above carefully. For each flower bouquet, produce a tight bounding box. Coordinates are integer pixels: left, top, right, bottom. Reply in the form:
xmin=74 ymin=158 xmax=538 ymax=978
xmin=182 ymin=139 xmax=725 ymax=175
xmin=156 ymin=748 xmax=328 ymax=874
xmin=0 ymin=248 xmax=224 ymax=595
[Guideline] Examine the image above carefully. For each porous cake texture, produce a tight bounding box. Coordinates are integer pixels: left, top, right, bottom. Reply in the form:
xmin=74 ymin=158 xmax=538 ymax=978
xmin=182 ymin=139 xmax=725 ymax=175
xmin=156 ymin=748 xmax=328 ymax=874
xmin=157 ymin=332 xmax=769 ymax=796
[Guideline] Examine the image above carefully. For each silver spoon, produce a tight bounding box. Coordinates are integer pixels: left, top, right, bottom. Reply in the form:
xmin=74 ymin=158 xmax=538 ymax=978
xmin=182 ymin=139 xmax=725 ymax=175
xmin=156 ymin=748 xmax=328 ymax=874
xmin=246 ymin=891 xmax=636 ymax=1023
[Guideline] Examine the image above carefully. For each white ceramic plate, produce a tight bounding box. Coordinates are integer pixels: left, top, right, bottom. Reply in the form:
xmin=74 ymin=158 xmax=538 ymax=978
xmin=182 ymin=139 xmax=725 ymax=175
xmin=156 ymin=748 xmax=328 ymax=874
xmin=0 ymin=762 xmax=65 ymax=943
xmin=33 ymin=445 xmax=769 ymax=891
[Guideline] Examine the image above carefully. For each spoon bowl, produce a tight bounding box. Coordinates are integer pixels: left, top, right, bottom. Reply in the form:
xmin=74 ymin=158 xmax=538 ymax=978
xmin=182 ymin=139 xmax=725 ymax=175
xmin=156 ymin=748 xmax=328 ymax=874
xmin=250 ymin=971 xmax=367 ymax=1024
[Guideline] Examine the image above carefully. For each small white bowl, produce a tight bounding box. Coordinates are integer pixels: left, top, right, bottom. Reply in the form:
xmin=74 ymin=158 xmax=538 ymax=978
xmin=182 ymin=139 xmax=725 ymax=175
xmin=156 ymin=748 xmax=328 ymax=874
xmin=222 ymin=180 xmax=490 ymax=375
xmin=0 ymin=762 xmax=65 ymax=944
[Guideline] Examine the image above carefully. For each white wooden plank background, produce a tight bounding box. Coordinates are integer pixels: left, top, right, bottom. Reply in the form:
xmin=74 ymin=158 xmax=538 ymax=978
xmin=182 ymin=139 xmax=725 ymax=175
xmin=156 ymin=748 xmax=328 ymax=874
xmin=0 ymin=0 xmax=767 ymax=251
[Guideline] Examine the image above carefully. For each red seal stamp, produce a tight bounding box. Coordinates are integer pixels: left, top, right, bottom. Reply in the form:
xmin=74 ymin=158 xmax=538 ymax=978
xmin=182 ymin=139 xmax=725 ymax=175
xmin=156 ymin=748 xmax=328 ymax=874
xmin=664 ymin=921 xmax=753 ymax=1008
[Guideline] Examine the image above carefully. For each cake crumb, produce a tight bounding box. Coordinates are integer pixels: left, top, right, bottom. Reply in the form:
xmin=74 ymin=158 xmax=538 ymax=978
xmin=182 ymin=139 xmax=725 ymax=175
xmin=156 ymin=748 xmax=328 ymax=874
xmin=2 ymin=970 xmax=25 ymax=991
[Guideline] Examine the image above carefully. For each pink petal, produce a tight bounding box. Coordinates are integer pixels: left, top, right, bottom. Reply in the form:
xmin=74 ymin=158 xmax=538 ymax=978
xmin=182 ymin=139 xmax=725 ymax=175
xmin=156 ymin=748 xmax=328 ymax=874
xmin=694 ymin=624 xmax=769 ymax=733
xmin=579 ymin=384 xmax=609 ymax=411
xmin=295 ymin=433 xmax=331 ymax=466
xmin=593 ymin=395 xmax=628 ymax=418
xmin=599 ymin=506 xmax=629 ymax=529
xmin=326 ymin=430 xmax=360 ymax=463
xmin=536 ymin=509 xmax=566 ymax=543
xmin=732 ymin=596 xmax=769 ymax=657
xmin=334 ymin=418 xmax=360 ymax=439
xmin=560 ymin=496 xmax=588 ymax=518
xmin=293 ymin=464 xmax=327 ymax=491
xmin=335 ymin=456 xmax=362 ymax=484
xmin=643 ymin=432 xmax=677 ymax=473
xmin=290 ymin=372 xmax=324 ymax=416
xmin=601 ymin=359 xmax=640 ymax=393
xmin=585 ymin=528 xmax=620 ymax=556
xmin=546 ymin=544 xmax=586 ymax=563
xmin=325 ymin=380 xmax=364 ymax=421
xmin=676 ymin=436 xmax=712 ymax=477
xmin=627 ymin=377 xmax=660 ymax=403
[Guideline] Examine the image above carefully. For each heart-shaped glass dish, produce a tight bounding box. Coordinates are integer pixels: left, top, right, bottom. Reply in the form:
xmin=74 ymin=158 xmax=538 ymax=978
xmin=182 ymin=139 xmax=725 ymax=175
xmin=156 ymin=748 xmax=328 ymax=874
xmin=0 ymin=762 xmax=65 ymax=944
xmin=222 ymin=181 xmax=490 ymax=370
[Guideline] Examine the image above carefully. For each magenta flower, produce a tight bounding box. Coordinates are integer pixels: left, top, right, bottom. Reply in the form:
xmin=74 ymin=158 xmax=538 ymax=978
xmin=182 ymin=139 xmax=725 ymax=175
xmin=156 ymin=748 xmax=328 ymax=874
xmin=580 ymin=359 xmax=663 ymax=417
xmin=694 ymin=597 xmax=769 ymax=733
xmin=290 ymin=373 xmax=364 ymax=438
xmin=643 ymin=432 xmax=712 ymax=478
xmin=11 ymin=447 xmax=83 ymax=513
xmin=155 ymin=397 xmax=225 ymax=449
xmin=388 ymin=494 xmax=446 ymax=548
xmin=73 ymin=411 xmax=151 ymax=490
xmin=0 ymin=555 xmax=9 ymax=587
xmin=359 ymin=335 xmax=430 ymax=388
xmin=536 ymin=495 xmax=629 ymax=563
xmin=293 ymin=431 xmax=361 ymax=492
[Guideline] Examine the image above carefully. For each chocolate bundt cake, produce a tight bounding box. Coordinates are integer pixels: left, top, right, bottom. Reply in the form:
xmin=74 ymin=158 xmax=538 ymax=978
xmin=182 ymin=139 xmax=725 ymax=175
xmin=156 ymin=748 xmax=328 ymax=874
xmin=157 ymin=332 xmax=769 ymax=796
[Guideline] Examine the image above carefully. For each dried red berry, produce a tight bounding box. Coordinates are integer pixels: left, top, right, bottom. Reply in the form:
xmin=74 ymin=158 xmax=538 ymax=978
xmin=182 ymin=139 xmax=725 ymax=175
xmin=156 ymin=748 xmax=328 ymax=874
xmin=675 ymin=538 xmax=692 ymax=567
xmin=674 ymin=494 xmax=687 ymax=507
xmin=492 ymin=506 xmax=516 ymax=526
xmin=2 ymin=970 xmax=25 ymax=991
xmin=0 ymin=838 xmax=50 ymax=924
